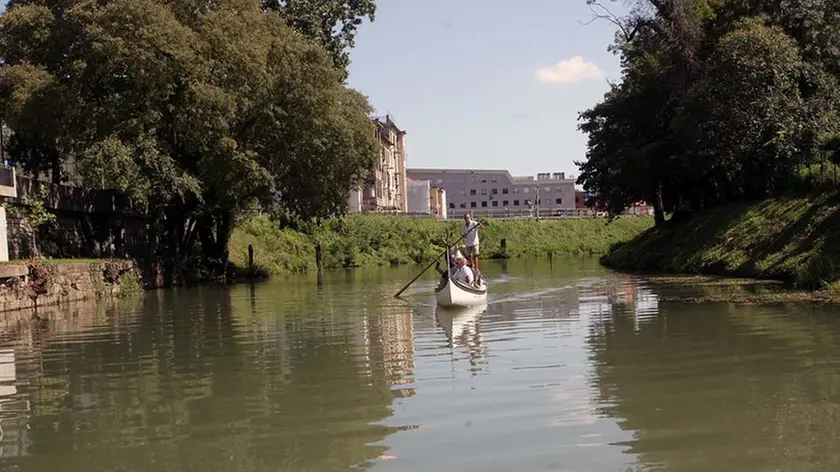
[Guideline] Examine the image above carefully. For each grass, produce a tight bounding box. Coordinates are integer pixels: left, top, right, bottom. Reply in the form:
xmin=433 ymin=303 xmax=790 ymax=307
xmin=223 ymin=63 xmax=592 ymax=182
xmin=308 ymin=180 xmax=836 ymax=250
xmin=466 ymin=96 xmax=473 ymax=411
xmin=228 ymin=214 xmax=655 ymax=276
xmin=602 ymin=192 xmax=840 ymax=290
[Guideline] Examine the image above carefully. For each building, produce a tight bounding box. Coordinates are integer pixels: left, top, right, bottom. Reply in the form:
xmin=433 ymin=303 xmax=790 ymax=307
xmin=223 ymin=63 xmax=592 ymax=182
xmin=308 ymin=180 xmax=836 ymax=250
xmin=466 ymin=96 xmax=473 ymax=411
xmin=348 ymin=115 xmax=408 ymax=214
xmin=430 ymin=186 xmax=446 ymax=220
xmin=405 ymin=168 xmax=576 ymax=219
xmin=406 ymin=179 xmax=431 ymax=214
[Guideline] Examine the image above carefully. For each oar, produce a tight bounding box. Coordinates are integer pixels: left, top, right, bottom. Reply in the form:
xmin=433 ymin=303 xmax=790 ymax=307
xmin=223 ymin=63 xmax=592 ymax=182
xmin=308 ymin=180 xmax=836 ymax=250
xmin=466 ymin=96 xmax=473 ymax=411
xmin=393 ymin=220 xmax=482 ymax=298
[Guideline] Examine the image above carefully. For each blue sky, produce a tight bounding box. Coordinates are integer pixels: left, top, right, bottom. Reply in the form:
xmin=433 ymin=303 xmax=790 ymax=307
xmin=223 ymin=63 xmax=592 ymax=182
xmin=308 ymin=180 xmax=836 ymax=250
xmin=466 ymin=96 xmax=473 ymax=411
xmin=347 ymin=0 xmax=627 ymax=179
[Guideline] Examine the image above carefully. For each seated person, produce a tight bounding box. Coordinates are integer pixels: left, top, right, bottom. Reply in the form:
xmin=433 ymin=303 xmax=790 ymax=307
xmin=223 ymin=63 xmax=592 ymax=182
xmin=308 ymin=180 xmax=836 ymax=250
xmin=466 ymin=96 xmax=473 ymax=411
xmin=451 ymin=252 xmax=474 ymax=285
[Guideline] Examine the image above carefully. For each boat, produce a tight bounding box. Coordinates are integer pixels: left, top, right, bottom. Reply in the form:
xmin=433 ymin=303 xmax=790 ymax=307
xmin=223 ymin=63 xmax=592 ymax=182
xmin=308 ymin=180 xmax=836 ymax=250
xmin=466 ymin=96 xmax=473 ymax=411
xmin=435 ymin=268 xmax=488 ymax=308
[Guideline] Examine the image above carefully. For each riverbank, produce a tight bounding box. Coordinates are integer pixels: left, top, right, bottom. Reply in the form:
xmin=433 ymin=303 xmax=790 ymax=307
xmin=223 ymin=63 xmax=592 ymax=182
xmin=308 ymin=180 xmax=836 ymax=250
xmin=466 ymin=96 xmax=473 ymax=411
xmin=0 ymin=259 xmax=142 ymax=313
xmin=229 ymin=214 xmax=654 ymax=277
xmin=602 ymin=192 xmax=840 ymax=291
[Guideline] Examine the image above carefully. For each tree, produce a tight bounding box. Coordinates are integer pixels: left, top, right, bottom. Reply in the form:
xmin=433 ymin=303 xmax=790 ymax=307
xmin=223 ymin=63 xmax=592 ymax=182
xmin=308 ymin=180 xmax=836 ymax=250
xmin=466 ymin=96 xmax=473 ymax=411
xmin=0 ymin=0 xmax=378 ymax=278
xmin=261 ymin=0 xmax=376 ymax=76
xmin=576 ymin=0 xmax=840 ymax=223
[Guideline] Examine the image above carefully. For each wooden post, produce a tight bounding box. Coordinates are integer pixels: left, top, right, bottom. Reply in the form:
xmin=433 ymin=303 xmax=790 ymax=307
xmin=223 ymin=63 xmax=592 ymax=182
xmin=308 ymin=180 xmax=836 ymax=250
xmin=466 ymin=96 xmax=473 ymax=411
xmin=500 ymin=238 xmax=507 ymax=254
xmin=315 ymin=244 xmax=323 ymax=271
xmin=248 ymin=244 xmax=254 ymax=268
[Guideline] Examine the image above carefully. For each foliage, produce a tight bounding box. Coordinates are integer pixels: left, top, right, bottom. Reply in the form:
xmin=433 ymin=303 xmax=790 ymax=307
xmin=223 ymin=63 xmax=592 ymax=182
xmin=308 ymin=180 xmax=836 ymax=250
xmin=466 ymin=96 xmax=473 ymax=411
xmin=0 ymin=0 xmax=378 ymax=279
xmin=601 ymin=192 xmax=840 ymax=289
xmin=229 ymin=214 xmax=655 ymax=276
xmin=577 ymin=0 xmax=840 ymax=224
xmin=261 ymin=0 xmax=376 ymax=76
xmin=5 ymin=185 xmax=55 ymax=227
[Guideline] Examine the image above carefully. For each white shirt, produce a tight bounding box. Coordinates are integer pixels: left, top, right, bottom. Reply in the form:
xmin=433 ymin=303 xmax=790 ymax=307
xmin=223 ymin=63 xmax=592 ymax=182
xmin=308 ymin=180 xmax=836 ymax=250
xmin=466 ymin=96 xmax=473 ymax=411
xmin=461 ymin=220 xmax=479 ymax=247
xmin=452 ymin=265 xmax=474 ymax=284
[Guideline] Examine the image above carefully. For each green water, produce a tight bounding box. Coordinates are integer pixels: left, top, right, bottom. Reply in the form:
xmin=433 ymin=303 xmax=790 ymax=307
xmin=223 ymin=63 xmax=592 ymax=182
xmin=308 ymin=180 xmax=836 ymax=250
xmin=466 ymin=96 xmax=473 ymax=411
xmin=0 ymin=258 xmax=839 ymax=471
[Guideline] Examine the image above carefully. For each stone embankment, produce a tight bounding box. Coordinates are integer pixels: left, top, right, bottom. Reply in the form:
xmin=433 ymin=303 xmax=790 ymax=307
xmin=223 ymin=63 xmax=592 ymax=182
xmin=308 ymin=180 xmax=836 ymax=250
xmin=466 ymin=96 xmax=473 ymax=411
xmin=0 ymin=260 xmax=141 ymax=313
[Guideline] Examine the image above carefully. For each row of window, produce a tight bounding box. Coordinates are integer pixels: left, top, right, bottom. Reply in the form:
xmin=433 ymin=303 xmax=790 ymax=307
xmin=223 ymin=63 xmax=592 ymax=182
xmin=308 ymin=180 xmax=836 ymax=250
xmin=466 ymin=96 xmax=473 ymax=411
xmin=448 ymin=198 xmax=564 ymax=209
xmin=435 ymin=176 xmax=501 ymax=185
xmin=460 ymin=187 xmax=564 ymax=197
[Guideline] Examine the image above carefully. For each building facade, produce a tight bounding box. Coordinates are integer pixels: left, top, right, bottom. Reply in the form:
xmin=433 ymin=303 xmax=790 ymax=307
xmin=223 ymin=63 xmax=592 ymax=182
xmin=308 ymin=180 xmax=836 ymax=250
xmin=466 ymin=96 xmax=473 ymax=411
xmin=406 ymin=179 xmax=431 ymax=214
xmin=348 ymin=115 xmax=408 ymax=214
xmin=405 ymin=168 xmax=576 ymax=219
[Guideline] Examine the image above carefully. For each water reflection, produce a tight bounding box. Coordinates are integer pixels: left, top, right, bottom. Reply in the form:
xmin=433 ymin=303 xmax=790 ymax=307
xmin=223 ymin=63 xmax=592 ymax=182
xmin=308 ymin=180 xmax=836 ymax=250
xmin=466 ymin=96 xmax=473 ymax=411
xmin=0 ymin=260 xmax=837 ymax=471
xmin=589 ymin=292 xmax=840 ymax=472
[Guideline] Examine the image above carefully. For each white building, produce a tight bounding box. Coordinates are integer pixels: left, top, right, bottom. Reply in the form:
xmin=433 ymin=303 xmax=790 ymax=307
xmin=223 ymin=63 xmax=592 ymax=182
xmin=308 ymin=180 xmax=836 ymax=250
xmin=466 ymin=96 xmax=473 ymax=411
xmin=406 ymin=179 xmax=431 ymax=214
xmin=405 ymin=168 xmax=576 ymax=219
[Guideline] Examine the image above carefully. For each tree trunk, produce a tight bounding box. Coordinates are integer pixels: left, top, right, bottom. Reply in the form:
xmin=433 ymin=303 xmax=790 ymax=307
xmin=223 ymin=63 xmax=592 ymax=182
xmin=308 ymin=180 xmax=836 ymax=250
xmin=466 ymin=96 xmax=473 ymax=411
xmin=653 ymin=180 xmax=666 ymax=226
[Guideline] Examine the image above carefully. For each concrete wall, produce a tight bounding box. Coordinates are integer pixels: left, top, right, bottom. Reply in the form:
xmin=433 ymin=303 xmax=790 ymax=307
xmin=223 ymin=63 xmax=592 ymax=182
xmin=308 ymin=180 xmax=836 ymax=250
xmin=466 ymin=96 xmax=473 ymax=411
xmin=0 ymin=206 xmax=7 ymax=262
xmin=406 ymin=180 xmax=431 ymax=214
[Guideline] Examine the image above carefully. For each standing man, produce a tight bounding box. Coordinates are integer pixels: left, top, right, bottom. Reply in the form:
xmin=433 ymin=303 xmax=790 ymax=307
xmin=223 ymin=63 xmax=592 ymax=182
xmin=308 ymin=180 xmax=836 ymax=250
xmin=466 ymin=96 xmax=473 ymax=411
xmin=461 ymin=213 xmax=482 ymax=272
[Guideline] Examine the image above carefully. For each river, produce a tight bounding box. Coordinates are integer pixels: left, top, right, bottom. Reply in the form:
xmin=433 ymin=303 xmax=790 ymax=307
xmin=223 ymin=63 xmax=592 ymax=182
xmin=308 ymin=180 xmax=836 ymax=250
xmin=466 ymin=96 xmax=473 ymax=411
xmin=0 ymin=258 xmax=838 ymax=471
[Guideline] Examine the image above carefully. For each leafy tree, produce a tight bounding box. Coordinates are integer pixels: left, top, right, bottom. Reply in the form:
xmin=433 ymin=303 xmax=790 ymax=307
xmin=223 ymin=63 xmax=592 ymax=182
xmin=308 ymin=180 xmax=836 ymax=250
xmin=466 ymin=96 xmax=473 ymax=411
xmin=576 ymin=0 xmax=840 ymax=224
xmin=0 ymin=0 xmax=378 ymax=278
xmin=261 ymin=0 xmax=376 ymax=76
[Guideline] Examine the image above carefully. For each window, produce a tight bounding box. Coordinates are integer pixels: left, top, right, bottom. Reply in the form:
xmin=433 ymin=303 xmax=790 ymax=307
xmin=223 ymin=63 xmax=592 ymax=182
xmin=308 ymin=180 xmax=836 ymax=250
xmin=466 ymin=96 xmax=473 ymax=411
xmin=437 ymin=178 xmax=443 ymax=184
xmin=460 ymin=190 xmax=466 ymax=196
xmin=502 ymin=200 xmax=509 ymax=206
xmin=513 ymin=188 xmax=520 ymax=194
xmin=481 ymin=178 xmax=487 ymax=183
xmin=502 ymin=188 xmax=509 ymax=194
xmin=491 ymin=177 xmax=498 ymax=183
xmin=491 ymin=188 xmax=498 ymax=195
xmin=470 ymin=189 xmax=476 ymax=195
xmin=492 ymin=201 xmax=498 ymax=207
xmin=544 ymin=187 xmax=551 ymax=193
xmin=460 ymin=202 xmax=466 ymax=208
xmin=481 ymin=201 xmax=487 ymax=207
xmin=523 ymin=187 xmax=530 ymax=193
xmin=449 ymin=203 xmax=455 ymax=209
xmin=480 ymin=189 xmax=487 ymax=195
xmin=470 ymin=202 xmax=477 ymax=208
xmin=556 ymin=198 xmax=563 ymax=204
xmin=513 ymin=200 xmax=520 ymax=206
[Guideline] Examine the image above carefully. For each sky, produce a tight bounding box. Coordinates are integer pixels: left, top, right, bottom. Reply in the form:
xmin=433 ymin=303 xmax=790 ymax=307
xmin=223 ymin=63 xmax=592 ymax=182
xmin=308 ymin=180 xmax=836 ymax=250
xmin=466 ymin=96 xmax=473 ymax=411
xmin=347 ymin=0 xmax=628 ymax=179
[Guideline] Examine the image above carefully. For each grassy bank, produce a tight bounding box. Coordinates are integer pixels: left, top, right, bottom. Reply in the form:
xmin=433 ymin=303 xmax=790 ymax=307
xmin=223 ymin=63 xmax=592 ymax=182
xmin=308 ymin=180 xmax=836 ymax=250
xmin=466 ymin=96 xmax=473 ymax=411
xmin=229 ymin=214 xmax=654 ymax=276
xmin=602 ymin=192 xmax=840 ymax=290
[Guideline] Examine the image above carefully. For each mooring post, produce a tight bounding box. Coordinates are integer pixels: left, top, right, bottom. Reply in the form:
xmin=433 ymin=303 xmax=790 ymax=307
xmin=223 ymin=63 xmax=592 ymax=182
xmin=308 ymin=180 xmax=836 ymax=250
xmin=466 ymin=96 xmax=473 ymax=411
xmin=315 ymin=244 xmax=323 ymax=271
xmin=248 ymin=244 xmax=254 ymax=268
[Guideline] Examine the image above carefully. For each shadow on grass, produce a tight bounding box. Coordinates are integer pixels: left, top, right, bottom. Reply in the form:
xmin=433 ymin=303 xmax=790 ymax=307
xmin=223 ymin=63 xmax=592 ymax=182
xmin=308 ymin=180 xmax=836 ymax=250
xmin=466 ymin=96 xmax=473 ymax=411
xmin=601 ymin=192 xmax=840 ymax=289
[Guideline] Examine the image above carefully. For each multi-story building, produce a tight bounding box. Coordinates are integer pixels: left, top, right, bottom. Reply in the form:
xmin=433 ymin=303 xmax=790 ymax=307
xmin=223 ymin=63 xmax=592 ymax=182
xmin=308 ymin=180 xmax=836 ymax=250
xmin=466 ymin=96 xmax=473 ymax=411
xmin=348 ymin=115 xmax=408 ymax=214
xmin=405 ymin=168 xmax=576 ymax=219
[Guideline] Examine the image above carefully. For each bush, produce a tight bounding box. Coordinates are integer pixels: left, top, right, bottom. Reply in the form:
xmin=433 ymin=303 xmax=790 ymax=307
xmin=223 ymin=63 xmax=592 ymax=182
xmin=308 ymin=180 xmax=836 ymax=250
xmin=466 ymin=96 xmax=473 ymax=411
xmin=229 ymin=214 xmax=654 ymax=277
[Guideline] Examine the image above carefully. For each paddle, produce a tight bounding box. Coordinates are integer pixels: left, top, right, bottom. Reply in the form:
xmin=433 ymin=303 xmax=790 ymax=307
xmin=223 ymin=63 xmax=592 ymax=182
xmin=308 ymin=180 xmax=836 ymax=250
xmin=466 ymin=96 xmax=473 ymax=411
xmin=393 ymin=219 xmax=482 ymax=298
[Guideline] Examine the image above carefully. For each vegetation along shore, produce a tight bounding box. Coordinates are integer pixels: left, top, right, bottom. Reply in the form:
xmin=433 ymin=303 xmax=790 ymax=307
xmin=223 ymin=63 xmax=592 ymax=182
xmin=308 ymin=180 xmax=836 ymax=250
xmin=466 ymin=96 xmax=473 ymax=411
xmin=229 ymin=214 xmax=654 ymax=277
xmin=576 ymin=1 xmax=840 ymax=296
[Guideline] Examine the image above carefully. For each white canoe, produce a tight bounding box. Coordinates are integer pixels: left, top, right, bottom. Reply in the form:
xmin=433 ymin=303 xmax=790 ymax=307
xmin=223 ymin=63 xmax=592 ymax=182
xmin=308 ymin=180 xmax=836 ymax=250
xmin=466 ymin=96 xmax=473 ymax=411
xmin=435 ymin=271 xmax=488 ymax=308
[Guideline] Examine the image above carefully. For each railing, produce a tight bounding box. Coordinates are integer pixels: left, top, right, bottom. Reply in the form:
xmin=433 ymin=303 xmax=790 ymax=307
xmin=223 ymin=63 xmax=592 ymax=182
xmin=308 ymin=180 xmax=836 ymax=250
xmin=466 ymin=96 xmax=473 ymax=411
xmin=444 ymin=207 xmax=606 ymax=219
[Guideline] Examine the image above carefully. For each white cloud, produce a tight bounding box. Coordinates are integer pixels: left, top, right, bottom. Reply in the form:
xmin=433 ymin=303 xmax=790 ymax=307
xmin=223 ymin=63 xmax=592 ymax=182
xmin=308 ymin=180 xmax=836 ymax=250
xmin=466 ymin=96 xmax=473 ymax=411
xmin=535 ymin=57 xmax=605 ymax=84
